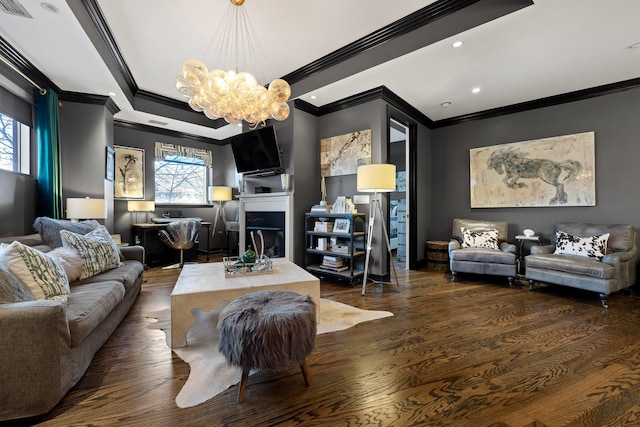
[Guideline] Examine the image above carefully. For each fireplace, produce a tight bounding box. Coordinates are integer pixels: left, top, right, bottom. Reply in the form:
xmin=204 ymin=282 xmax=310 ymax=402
xmin=245 ymin=211 xmax=285 ymax=258
xmin=239 ymin=192 xmax=293 ymax=260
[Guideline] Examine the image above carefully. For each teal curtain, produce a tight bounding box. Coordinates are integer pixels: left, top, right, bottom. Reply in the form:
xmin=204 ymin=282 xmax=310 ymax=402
xmin=35 ymin=88 xmax=63 ymax=219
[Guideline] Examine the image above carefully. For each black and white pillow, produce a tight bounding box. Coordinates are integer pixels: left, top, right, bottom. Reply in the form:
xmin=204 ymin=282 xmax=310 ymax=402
xmin=554 ymin=230 xmax=609 ymax=260
xmin=461 ymin=227 xmax=499 ymax=250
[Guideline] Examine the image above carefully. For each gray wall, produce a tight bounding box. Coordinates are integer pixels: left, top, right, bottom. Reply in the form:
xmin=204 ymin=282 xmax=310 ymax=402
xmin=430 ymin=88 xmax=640 ymax=244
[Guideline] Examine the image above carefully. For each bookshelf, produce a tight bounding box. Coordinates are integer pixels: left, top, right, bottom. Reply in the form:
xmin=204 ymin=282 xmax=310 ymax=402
xmin=304 ymin=212 xmax=366 ymax=284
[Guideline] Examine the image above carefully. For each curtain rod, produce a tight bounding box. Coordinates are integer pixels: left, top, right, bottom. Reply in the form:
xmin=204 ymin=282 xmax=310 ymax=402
xmin=0 ymin=55 xmax=47 ymax=95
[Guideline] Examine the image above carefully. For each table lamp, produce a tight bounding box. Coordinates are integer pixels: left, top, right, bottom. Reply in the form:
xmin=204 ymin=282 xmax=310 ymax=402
xmin=66 ymin=197 xmax=106 ymax=222
xmin=357 ymin=163 xmax=399 ymax=295
xmin=127 ymin=200 xmax=156 ymax=223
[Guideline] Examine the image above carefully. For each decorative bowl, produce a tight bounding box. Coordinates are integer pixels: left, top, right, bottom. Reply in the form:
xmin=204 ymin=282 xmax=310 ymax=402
xmin=523 ymin=229 xmax=535 ymax=237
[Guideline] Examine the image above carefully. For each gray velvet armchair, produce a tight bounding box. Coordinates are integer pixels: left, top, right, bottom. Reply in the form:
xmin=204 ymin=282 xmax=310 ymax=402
xmin=525 ymin=222 xmax=637 ymax=308
xmin=448 ymin=218 xmax=517 ymax=286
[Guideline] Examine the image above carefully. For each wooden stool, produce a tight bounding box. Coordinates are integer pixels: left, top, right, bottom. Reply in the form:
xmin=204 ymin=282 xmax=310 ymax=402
xmin=217 ymin=290 xmax=317 ymax=403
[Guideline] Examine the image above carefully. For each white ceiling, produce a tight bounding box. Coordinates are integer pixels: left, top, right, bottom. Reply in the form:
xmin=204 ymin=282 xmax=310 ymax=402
xmin=0 ymin=0 xmax=638 ymax=141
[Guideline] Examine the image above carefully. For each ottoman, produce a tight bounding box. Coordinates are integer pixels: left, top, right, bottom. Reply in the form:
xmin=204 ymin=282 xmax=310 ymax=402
xmin=217 ymin=290 xmax=317 ymax=403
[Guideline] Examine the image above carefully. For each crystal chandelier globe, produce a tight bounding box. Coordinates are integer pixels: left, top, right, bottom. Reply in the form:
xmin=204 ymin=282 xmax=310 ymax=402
xmin=175 ymin=0 xmax=291 ymax=127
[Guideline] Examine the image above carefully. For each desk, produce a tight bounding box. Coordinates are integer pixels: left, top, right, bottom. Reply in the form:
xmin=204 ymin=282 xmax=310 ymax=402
xmin=515 ymin=234 xmax=540 ymax=275
xmin=132 ymin=221 xmax=212 ymax=265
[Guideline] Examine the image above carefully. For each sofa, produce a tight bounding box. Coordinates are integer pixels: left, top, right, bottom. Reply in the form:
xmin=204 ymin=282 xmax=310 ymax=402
xmin=0 ymin=230 xmax=144 ymax=421
xmin=525 ymin=222 xmax=637 ymax=308
xmin=448 ymin=218 xmax=517 ymax=286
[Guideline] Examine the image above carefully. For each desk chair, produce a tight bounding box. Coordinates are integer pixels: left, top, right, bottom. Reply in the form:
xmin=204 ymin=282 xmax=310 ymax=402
xmin=158 ymin=219 xmax=201 ymax=269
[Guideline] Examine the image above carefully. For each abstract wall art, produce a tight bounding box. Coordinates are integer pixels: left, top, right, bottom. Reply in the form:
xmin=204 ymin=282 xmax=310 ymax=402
xmin=320 ymin=129 xmax=371 ymax=177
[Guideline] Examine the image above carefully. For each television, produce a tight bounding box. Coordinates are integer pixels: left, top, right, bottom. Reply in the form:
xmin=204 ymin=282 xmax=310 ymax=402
xmin=230 ymin=126 xmax=284 ymax=176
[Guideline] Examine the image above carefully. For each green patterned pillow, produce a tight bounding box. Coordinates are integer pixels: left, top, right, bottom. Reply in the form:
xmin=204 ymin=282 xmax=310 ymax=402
xmin=60 ymin=228 xmax=121 ymax=280
xmin=0 ymin=241 xmax=70 ymax=301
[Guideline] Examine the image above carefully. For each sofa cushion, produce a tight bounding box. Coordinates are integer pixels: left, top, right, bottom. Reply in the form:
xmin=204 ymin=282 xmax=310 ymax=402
xmin=461 ymin=227 xmax=499 ymax=250
xmin=33 ymin=217 xmax=100 ymax=249
xmin=67 ymin=280 xmax=125 ymax=347
xmin=0 ymin=241 xmax=70 ymax=301
xmin=72 ymin=260 xmax=143 ymax=292
xmin=450 ymin=247 xmax=515 ymax=265
xmin=526 ymin=253 xmax=615 ymax=279
xmin=554 ymin=230 xmax=609 ymax=260
xmin=0 ymin=267 xmax=35 ymax=304
xmin=46 ymin=247 xmax=84 ymax=282
xmin=60 ymin=228 xmax=122 ymax=280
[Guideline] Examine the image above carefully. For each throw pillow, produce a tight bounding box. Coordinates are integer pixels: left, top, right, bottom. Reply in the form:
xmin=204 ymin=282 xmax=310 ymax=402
xmin=33 ymin=217 xmax=101 ymax=248
xmin=46 ymin=247 xmax=84 ymax=282
xmin=0 ymin=266 xmax=35 ymax=304
xmin=60 ymin=229 xmax=121 ymax=280
xmin=0 ymin=241 xmax=70 ymax=301
xmin=554 ymin=230 xmax=610 ymax=260
xmin=86 ymin=226 xmax=124 ymax=265
xmin=461 ymin=227 xmax=500 ymax=250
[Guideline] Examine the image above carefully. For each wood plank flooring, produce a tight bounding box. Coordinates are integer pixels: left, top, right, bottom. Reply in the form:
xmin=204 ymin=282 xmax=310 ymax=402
xmin=13 ymin=255 xmax=640 ymax=427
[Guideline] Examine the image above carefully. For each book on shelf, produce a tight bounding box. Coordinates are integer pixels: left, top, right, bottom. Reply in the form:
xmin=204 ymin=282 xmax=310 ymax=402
xmin=310 ymin=204 xmax=331 ymax=213
xmin=322 ymin=255 xmax=344 ymax=263
xmin=318 ymin=264 xmax=349 ymax=272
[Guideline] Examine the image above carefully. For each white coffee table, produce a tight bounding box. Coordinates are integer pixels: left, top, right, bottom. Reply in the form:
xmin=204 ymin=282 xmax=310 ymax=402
xmin=170 ymin=258 xmax=320 ymax=348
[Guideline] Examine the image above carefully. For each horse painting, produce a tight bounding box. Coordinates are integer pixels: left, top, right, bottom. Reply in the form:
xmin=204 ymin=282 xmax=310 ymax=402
xmin=487 ymin=148 xmax=582 ymax=205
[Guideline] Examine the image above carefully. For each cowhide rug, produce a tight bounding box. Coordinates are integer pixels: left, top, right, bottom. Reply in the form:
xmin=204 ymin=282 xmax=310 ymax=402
xmin=147 ymin=298 xmax=393 ymax=408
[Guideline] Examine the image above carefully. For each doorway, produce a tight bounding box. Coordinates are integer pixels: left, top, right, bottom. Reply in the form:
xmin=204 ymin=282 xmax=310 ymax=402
xmin=389 ymin=118 xmax=408 ymax=269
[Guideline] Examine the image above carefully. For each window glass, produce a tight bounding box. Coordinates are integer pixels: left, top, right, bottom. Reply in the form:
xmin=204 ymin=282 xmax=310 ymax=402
xmin=0 ymin=113 xmax=29 ymax=174
xmin=155 ymin=155 xmax=207 ymax=204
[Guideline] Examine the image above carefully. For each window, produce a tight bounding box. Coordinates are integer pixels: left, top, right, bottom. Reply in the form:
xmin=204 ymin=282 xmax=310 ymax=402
xmin=0 ymin=112 xmax=30 ymax=174
xmin=154 ymin=142 xmax=212 ymax=205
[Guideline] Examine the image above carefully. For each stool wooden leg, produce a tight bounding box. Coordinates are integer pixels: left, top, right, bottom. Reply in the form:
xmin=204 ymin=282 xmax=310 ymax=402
xmin=237 ymin=370 xmax=249 ymax=403
xmin=300 ymin=361 xmax=310 ymax=387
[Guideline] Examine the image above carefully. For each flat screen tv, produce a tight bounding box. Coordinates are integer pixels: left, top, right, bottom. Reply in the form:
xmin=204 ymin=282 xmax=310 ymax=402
xmin=230 ymin=126 xmax=283 ymax=176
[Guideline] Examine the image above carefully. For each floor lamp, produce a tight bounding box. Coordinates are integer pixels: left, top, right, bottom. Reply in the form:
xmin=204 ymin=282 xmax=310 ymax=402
xmin=209 ymin=186 xmax=233 ymax=252
xmin=357 ymin=164 xmax=399 ymax=296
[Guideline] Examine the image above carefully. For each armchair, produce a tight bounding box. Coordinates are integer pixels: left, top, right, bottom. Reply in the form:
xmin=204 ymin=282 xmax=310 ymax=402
xmin=448 ymin=218 xmax=517 ymax=286
xmin=525 ymin=222 xmax=637 ymax=308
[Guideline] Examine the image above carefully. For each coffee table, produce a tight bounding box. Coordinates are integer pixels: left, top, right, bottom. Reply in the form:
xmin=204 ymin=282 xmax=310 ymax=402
xmin=170 ymin=258 xmax=320 ymax=348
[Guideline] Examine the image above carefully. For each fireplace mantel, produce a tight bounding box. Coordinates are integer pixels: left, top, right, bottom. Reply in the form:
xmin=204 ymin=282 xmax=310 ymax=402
xmin=239 ymin=192 xmax=294 ymax=261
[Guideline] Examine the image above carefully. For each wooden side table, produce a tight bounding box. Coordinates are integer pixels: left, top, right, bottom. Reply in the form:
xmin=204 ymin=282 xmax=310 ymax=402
xmin=426 ymin=240 xmax=449 ymax=272
xmin=515 ymin=234 xmax=540 ymax=275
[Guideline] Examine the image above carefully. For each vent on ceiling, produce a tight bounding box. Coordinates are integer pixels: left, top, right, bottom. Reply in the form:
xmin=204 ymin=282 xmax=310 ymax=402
xmin=148 ymin=120 xmax=169 ymax=126
xmin=0 ymin=0 xmax=32 ymax=18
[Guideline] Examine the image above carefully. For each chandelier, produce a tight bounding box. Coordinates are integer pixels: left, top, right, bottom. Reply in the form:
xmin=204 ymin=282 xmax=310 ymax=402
xmin=175 ymin=0 xmax=291 ymax=127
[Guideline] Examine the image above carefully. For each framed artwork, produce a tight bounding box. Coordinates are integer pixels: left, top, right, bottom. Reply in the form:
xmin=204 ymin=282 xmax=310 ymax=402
xmin=470 ymin=131 xmax=595 ymax=208
xmin=333 ymin=218 xmax=351 ymax=234
xmin=320 ymin=129 xmax=371 ymax=177
xmin=105 ymin=146 xmax=115 ymax=181
xmin=114 ymin=146 xmax=144 ymax=199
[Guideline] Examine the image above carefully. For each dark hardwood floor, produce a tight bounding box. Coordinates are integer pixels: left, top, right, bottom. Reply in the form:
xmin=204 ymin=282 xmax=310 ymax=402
xmin=17 ymin=255 xmax=640 ymax=426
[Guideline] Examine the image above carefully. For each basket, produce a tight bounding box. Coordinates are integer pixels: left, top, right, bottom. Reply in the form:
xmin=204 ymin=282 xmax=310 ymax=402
xmin=223 ymin=256 xmax=273 ymax=277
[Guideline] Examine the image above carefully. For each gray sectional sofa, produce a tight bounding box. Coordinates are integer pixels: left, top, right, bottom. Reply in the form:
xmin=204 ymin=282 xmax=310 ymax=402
xmin=0 ymin=233 xmax=144 ymax=421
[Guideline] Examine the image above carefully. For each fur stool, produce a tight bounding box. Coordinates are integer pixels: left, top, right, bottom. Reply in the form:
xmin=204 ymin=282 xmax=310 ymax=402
xmin=217 ymin=290 xmax=317 ymax=403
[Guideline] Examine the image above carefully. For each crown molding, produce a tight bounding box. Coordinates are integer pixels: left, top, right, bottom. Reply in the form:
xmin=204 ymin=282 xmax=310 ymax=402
xmin=114 ymin=119 xmax=226 ymax=145
xmin=0 ymin=35 xmax=59 ymax=93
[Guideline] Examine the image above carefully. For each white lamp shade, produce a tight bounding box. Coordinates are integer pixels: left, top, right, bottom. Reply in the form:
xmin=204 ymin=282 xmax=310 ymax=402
xmin=209 ymin=186 xmax=233 ymax=202
xmin=127 ymin=201 xmax=156 ymax=212
xmin=357 ymin=164 xmax=396 ymax=193
xmin=66 ymin=198 xmax=106 ymax=219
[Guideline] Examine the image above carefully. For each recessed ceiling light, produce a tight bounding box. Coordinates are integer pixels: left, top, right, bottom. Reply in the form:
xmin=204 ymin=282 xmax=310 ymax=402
xmin=108 ymin=92 xmax=116 ymax=97
xmin=452 ymin=41 xmax=463 ymax=48
xmin=237 ymin=123 xmax=242 ymax=127
xmin=440 ymin=101 xmax=452 ymax=108
xmin=472 ymin=87 xmax=481 ymax=94
xmin=40 ymin=3 xmax=59 ymax=13
xmin=310 ymin=95 xmax=317 ymax=100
